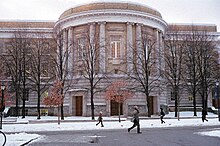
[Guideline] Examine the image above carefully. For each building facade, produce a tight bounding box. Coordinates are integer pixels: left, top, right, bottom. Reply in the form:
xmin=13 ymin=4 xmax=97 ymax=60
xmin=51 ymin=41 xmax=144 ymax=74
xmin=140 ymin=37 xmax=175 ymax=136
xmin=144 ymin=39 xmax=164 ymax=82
xmin=0 ymin=2 xmax=219 ymax=117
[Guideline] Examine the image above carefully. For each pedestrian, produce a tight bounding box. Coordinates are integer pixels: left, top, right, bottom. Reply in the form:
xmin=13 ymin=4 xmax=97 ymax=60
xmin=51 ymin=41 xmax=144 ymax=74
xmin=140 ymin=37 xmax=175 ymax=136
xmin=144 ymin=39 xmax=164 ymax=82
xmin=96 ymin=111 xmax=104 ymax=127
xmin=128 ymin=106 xmax=142 ymax=134
xmin=202 ymin=108 xmax=208 ymax=122
xmin=160 ymin=108 xmax=166 ymax=124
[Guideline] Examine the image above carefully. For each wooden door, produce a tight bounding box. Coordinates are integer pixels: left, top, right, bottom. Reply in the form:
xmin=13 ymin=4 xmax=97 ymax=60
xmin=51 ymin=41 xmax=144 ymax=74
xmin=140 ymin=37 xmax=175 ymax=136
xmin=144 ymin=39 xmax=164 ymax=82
xmin=110 ymin=100 xmax=123 ymax=116
xmin=149 ymin=96 xmax=154 ymax=116
xmin=75 ymin=96 xmax=82 ymax=116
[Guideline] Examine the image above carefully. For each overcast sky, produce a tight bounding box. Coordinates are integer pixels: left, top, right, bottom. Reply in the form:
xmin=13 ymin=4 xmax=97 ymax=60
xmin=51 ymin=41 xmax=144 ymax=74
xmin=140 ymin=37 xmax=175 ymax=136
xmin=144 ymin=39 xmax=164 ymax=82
xmin=0 ymin=0 xmax=219 ymax=31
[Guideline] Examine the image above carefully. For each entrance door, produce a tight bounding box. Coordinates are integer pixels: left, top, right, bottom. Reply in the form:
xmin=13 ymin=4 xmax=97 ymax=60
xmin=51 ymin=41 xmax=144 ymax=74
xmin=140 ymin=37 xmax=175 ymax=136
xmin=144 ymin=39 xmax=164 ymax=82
xmin=149 ymin=96 xmax=154 ymax=116
xmin=75 ymin=96 xmax=83 ymax=116
xmin=110 ymin=100 xmax=123 ymax=116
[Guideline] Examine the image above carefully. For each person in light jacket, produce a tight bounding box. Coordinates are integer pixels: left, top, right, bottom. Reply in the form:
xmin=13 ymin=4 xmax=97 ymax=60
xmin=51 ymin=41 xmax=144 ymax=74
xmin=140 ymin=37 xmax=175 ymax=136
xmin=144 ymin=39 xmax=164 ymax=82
xmin=128 ymin=106 xmax=142 ymax=134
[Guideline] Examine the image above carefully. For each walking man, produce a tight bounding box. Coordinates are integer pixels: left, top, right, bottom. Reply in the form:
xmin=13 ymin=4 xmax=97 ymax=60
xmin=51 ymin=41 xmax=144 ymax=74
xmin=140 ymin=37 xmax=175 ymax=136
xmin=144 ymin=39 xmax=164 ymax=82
xmin=96 ymin=111 xmax=104 ymax=127
xmin=128 ymin=106 xmax=142 ymax=134
xmin=160 ymin=108 xmax=165 ymax=124
xmin=202 ymin=108 xmax=208 ymax=122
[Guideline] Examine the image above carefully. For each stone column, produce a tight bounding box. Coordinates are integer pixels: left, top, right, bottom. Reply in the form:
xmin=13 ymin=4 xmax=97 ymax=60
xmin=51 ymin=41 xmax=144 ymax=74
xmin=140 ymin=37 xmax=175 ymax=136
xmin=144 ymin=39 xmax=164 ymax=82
xmin=89 ymin=23 xmax=95 ymax=44
xmin=68 ymin=27 xmax=74 ymax=78
xmin=63 ymin=29 xmax=68 ymax=52
xmin=155 ymin=28 xmax=160 ymax=76
xmin=159 ymin=31 xmax=165 ymax=74
xmin=72 ymin=29 xmax=77 ymax=69
xmin=127 ymin=22 xmax=133 ymax=74
xmin=136 ymin=23 xmax=142 ymax=73
xmin=99 ymin=22 xmax=106 ymax=73
xmin=56 ymin=34 xmax=61 ymax=78
xmin=63 ymin=29 xmax=68 ymax=79
xmin=89 ymin=23 xmax=96 ymax=74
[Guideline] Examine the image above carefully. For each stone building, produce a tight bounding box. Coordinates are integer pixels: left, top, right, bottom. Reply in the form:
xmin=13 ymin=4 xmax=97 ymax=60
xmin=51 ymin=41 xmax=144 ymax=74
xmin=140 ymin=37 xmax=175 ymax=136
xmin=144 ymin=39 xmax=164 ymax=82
xmin=54 ymin=2 xmax=168 ymax=117
xmin=0 ymin=1 xmax=219 ymax=117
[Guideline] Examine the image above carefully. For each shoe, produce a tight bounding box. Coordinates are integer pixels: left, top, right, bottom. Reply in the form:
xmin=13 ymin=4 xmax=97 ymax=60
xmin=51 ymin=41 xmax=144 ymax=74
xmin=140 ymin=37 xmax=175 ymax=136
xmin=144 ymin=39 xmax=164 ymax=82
xmin=128 ymin=128 xmax=130 ymax=132
xmin=137 ymin=132 xmax=142 ymax=134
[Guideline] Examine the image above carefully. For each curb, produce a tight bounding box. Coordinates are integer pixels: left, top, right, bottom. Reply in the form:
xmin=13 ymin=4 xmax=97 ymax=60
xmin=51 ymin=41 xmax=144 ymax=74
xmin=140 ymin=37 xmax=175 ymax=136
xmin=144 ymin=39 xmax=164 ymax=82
xmin=2 ymin=116 xmax=218 ymax=124
xmin=28 ymin=119 xmax=126 ymax=124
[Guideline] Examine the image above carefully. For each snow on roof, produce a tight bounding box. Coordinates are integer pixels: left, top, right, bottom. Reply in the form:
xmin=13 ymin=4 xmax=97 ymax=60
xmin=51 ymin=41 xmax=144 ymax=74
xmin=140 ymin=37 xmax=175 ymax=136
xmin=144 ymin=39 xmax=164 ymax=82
xmin=0 ymin=20 xmax=55 ymax=28
xmin=70 ymin=0 xmax=159 ymax=12
xmin=59 ymin=0 xmax=162 ymax=19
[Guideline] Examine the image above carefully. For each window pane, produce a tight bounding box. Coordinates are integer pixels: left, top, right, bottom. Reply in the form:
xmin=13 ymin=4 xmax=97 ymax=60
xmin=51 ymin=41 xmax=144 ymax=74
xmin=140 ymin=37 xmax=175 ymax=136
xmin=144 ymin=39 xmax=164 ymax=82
xmin=111 ymin=42 xmax=115 ymax=58
xmin=117 ymin=42 xmax=120 ymax=58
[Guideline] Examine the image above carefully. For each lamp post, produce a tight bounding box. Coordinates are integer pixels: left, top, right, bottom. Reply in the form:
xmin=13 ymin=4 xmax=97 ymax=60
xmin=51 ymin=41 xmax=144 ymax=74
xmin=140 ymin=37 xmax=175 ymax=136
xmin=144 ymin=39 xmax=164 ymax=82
xmin=0 ymin=83 xmax=5 ymax=129
xmin=216 ymin=81 xmax=220 ymax=121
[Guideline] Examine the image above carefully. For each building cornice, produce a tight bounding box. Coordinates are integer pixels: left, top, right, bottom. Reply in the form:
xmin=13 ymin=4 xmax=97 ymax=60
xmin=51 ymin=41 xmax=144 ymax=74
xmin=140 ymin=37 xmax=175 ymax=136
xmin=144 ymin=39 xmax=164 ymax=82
xmin=55 ymin=9 xmax=167 ymax=32
xmin=0 ymin=28 xmax=53 ymax=33
xmin=0 ymin=28 xmax=54 ymax=39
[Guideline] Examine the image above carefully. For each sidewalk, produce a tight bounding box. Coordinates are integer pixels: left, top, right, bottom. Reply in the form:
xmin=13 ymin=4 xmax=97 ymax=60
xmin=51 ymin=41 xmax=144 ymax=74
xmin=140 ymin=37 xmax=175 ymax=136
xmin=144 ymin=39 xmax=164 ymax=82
xmin=1 ymin=112 xmax=220 ymax=146
xmin=2 ymin=111 xmax=218 ymax=124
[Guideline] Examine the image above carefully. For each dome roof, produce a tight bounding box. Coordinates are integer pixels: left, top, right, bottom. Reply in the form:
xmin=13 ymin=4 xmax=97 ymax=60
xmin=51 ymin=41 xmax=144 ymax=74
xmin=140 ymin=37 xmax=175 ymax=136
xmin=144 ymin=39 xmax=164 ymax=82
xmin=59 ymin=2 xmax=162 ymax=20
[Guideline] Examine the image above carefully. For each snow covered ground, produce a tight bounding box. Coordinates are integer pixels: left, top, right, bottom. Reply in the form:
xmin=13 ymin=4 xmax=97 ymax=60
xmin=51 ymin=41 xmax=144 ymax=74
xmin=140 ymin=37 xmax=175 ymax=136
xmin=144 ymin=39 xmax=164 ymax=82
xmin=1 ymin=112 xmax=220 ymax=146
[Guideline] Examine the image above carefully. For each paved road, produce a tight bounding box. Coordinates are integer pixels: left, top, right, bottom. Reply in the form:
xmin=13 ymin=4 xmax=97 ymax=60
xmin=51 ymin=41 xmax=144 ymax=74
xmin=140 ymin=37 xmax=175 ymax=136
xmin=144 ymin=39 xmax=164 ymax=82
xmin=28 ymin=126 xmax=220 ymax=146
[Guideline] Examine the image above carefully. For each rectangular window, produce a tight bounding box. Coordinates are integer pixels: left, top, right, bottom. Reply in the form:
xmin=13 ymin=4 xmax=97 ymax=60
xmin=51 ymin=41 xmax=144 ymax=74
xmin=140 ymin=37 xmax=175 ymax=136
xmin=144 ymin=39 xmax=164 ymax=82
xmin=77 ymin=38 xmax=86 ymax=60
xmin=171 ymin=91 xmax=175 ymax=101
xmin=41 ymin=62 xmax=49 ymax=77
xmin=110 ymin=35 xmax=122 ymax=59
xmin=111 ymin=41 xmax=121 ymax=59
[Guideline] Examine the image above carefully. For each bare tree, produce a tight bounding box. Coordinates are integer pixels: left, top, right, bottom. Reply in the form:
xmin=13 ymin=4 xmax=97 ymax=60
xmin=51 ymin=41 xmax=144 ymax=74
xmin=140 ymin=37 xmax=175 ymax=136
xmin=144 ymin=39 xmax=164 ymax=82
xmin=163 ymin=25 xmax=184 ymax=119
xmin=1 ymin=34 xmax=21 ymax=117
xmin=181 ymin=25 xmax=218 ymax=116
xmin=52 ymin=28 xmax=79 ymax=120
xmin=27 ymin=33 xmax=56 ymax=119
xmin=1 ymin=30 xmax=30 ymax=118
xmin=19 ymin=31 xmax=30 ymax=118
xmin=182 ymin=30 xmax=201 ymax=116
xmin=127 ymin=32 xmax=161 ymax=117
xmin=74 ymin=26 xmax=107 ymax=120
xmin=195 ymin=30 xmax=219 ymax=112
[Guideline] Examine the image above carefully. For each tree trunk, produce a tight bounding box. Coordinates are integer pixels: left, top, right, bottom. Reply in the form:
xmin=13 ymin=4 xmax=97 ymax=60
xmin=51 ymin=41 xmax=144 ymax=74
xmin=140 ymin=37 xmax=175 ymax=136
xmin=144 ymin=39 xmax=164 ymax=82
xmin=174 ymin=92 xmax=178 ymax=117
xmin=146 ymin=93 xmax=151 ymax=117
xmin=60 ymin=86 xmax=64 ymax=120
xmin=15 ymin=84 xmax=19 ymax=117
xmin=193 ymin=91 xmax=197 ymax=116
xmin=91 ymin=91 xmax=95 ymax=120
xmin=147 ymin=97 xmax=151 ymax=117
xmin=37 ymin=92 xmax=41 ymax=119
xmin=177 ymin=99 xmax=180 ymax=121
xmin=118 ymin=102 xmax=121 ymax=122
xmin=61 ymin=103 xmax=64 ymax=120
xmin=58 ymin=106 xmax=60 ymax=125
xmin=22 ymin=99 xmax=25 ymax=118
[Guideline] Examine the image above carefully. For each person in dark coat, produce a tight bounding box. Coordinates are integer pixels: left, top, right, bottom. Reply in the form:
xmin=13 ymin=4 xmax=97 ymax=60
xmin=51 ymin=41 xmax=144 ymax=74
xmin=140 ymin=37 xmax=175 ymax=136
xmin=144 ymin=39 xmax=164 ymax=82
xmin=160 ymin=108 xmax=165 ymax=124
xmin=202 ymin=108 xmax=208 ymax=122
xmin=128 ymin=106 xmax=142 ymax=134
xmin=96 ymin=111 xmax=104 ymax=127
